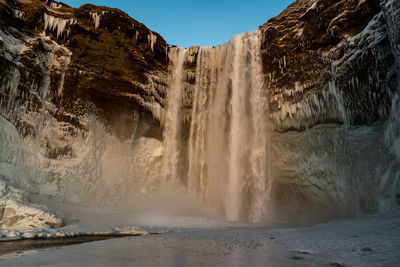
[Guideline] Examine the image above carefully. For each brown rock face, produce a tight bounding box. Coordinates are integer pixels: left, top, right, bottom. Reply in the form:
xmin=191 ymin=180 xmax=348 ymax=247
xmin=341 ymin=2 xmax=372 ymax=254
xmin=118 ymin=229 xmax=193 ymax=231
xmin=60 ymin=3 xmax=169 ymax=140
xmin=260 ymin=0 xmax=397 ymax=130
xmin=1 ymin=0 xmax=169 ymax=141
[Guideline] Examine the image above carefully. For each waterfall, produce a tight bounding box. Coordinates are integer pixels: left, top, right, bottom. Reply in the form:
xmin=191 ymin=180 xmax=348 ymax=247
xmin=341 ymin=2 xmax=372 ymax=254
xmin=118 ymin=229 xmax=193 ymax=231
xmin=190 ymin=30 xmax=270 ymax=222
xmin=163 ymin=31 xmax=270 ymax=222
xmin=162 ymin=47 xmax=187 ymax=182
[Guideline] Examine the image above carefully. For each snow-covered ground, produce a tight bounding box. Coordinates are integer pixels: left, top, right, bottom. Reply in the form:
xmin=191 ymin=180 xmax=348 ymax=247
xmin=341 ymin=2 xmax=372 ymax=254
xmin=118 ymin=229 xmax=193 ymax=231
xmin=0 ymin=210 xmax=399 ymax=266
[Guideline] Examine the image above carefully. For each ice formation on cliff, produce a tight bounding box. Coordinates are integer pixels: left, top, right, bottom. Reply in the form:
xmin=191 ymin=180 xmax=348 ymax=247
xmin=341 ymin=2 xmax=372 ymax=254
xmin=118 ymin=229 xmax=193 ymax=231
xmin=90 ymin=12 xmax=101 ymax=29
xmin=50 ymin=2 xmax=62 ymax=9
xmin=148 ymin=32 xmax=157 ymax=52
xmin=44 ymin=13 xmax=77 ymax=39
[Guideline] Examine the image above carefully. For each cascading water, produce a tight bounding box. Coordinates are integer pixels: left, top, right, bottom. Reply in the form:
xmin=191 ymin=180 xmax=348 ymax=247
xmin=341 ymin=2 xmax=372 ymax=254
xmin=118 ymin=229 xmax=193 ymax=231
xmin=163 ymin=30 xmax=271 ymax=222
xmin=162 ymin=47 xmax=187 ymax=182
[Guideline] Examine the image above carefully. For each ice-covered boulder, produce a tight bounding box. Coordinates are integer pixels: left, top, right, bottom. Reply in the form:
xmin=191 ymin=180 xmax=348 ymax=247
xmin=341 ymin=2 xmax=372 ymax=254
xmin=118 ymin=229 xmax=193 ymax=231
xmin=0 ymin=180 xmax=63 ymax=229
xmin=0 ymin=199 xmax=63 ymax=229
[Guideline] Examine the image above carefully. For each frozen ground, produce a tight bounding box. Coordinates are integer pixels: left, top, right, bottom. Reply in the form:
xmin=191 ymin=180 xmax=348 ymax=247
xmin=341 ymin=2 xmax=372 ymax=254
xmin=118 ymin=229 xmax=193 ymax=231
xmin=0 ymin=210 xmax=399 ymax=266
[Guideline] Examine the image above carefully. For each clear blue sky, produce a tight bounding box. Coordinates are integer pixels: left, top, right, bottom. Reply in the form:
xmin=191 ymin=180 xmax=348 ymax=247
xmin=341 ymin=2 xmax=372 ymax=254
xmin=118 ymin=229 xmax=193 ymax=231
xmin=62 ymin=0 xmax=294 ymax=47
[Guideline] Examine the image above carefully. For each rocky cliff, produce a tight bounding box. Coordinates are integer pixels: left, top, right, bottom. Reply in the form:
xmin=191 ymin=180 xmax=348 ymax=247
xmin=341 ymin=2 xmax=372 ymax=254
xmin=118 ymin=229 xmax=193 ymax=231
xmin=0 ymin=0 xmax=399 ymax=225
xmin=259 ymin=0 xmax=400 ymax=220
xmin=1 ymin=0 xmax=169 ymax=139
xmin=0 ymin=0 xmax=169 ymax=227
xmin=261 ymin=0 xmax=396 ymax=130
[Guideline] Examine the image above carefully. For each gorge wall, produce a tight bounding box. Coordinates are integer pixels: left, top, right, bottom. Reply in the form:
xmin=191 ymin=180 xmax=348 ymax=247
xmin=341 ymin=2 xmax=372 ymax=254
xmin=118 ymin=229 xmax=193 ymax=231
xmin=0 ymin=0 xmax=399 ymax=226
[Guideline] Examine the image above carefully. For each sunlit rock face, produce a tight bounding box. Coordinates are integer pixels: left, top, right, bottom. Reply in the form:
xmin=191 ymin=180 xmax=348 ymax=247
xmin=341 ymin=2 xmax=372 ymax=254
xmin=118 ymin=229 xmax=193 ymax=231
xmin=0 ymin=0 xmax=399 ymax=225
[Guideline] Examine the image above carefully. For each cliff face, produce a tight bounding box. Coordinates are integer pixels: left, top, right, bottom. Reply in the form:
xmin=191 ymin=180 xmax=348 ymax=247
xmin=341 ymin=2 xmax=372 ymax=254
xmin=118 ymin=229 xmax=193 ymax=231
xmin=0 ymin=0 xmax=399 ymax=224
xmin=260 ymin=0 xmax=396 ymax=130
xmin=0 ymin=0 xmax=169 ymax=219
xmin=1 ymin=0 xmax=168 ymax=141
xmin=258 ymin=0 xmax=400 ymax=220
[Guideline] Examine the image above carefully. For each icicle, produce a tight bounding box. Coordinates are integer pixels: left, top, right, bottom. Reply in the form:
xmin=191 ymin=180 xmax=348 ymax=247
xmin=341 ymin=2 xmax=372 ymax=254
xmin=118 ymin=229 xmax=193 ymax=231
xmin=90 ymin=12 xmax=101 ymax=29
xmin=147 ymin=32 xmax=157 ymax=52
xmin=5 ymin=68 xmax=21 ymax=115
xmin=50 ymin=2 xmax=62 ymax=9
xmin=58 ymin=70 xmax=65 ymax=97
xmin=44 ymin=13 xmax=77 ymax=39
